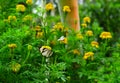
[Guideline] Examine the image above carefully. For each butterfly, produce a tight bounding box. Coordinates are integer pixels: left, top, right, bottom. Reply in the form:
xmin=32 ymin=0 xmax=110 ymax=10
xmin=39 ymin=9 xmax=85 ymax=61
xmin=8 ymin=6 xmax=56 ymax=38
xmin=40 ymin=46 xmax=53 ymax=57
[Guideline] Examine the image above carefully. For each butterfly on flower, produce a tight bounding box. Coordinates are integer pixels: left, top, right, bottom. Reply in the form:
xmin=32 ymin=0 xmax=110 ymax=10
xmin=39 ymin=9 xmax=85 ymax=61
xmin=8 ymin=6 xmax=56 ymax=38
xmin=40 ymin=46 xmax=53 ymax=57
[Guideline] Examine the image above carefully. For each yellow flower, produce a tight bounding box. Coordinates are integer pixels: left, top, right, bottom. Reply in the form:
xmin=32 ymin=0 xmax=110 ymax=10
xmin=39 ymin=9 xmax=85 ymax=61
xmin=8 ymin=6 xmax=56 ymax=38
xmin=58 ymin=36 xmax=68 ymax=44
xmin=11 ymin=63 xmax=21 ymax=73
xmin=26 ymin=0 xmax=32 ymax=5
xmin=83 ymin=16 xmax=91 ymax=23
xmin=81 ymin=23 xmax=87 ymax=28
xmin=76 ymin=33 xmax=83 ymax=40
xmin=86 ymin=30 xmax=93 ymax=36
xmin=8 ymin=44 xmax=17 ymax=49
xmin=45 ymin=3 xmax=54 ymax=11
xmin=61 ymin=38 xmax=67 ymax=44
xmin=63 ymin=6 xmax=71 ymax=13
xmin=41 ymin=46 xmax=52 ymax=50
xmin=36 ymin=32 xmax=43 ymax=38
xmin=23 ymin=15 xmax=32 ymax=22
xmin=100 ymin=31 xmax=112 ymax=39
xmin=53 ymin=22 xmax=64 ymax=31
xmin=35 ymin=26 xmax=41 ymax=31
xmin=73 ymin=49 xmax=80 ymax=55
xmin=91 ymin=41 xmax=99 ymax=48
xmin=28 ymin=44 xmax=32 ymax=50
xmin=8 ymin=15 xmax=16 ymax=22
xmin=16 ymin=4 xmax=26 ymax=12
xmin=83 ymin=52 xmax=94 ymax=60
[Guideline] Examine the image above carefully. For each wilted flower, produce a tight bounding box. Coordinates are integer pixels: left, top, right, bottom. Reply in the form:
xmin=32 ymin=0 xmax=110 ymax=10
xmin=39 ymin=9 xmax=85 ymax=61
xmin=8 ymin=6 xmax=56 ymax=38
xmin=73 ymin=49 xmax=80 ymax=55
xmin=8 ymin=15 xmax=16 ymax=22
xmin=91 ymin=41 xmax=99 ymax=48
xmin=63 ymin=6 xmax=71 ymax=13
xmin=11 ymin=63 xmax=21 ymax=73
xmin=76 ymin=33 xmax=83 ymax=40
xmin=86 ymin=30 xmax=93 ymax=36
xmin=45 ymin=3 xmax=54 ymax=11
xmin=27 ymin=44 xmax=32 ymax=50
xmin=83 ymin=16 xmax=91 ymax=23
xmin=8 ymin=44 xmax=17 ymax=49
xmin=58 ymin=36 xmax=68 ymax=44
xmin=83 ymin=52 xmax=94 ymax=60
xmin=100 ymin=31 xmax=112 ymax=39
xmin=16 ymin=4 xmax=26 ymax=12
xmin=26 ymin=0 xmax=32 ymax=5
xmin=40 ymin=46 xmax=53 ymax=57
xmin=23 ymin=15 xmax=32 ymax=22
xmin=81 ymin=23 xmax=87 ymax=28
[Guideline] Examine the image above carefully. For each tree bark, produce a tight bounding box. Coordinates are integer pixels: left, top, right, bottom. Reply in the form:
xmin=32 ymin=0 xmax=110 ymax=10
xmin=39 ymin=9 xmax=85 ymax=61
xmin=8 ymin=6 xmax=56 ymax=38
xmin=57 ymin=0 xmax=80 ymax=31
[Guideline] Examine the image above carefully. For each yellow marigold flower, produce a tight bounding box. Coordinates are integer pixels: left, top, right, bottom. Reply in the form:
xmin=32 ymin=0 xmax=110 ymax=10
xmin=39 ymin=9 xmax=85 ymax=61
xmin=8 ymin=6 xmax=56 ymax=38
xmin=8 ymin=44 xmax=17 ymax=49
xmin=100 ymin=31 xmax=112 ymax=39
xmin=76 ymin=33 xmax=83 ymax=40
xmin=28 ymin=44 xmax=32 ymax=50
xmin=81 ymin=23 xmax=87 ymax=28
xmin=23 ymin=15 xmax=32 ymax=22
xmin=58 ymin=36 xmax=68 ymax=44
xmin=53 ymin=22 xmax=64 ymax=31
xmin=63 ymin=6 xmax=71 ymax=13
xmin=86 ymin=30 xmax=93 ymax=36
xmin=83 ymin=16 xmax=91 ymax=23
xmin=61 ymin=37 xmax=67 ymax=44
xmin=83 ymin=52 xmax=94 ymax=60
xmin=91 ymin=41 xmax=99 ymax=48
xmin=16 ymin=4 xmax=26 ymax=12
xmin=26 ymin=0 xmax=32 ymax=5
xmin=73 ymin=49 xmax=80 ymax=55
xmin=36 ymin=32 xmax=43 ymax=38
xmin=45 ymin=3 xmax=54 ymax=11
xmin=8 ymin=16 xmax=16 ymax=22
xmin=35 ymin=26 xmax=41 ymax=31
xmin=11 ymin=63 xmax=21 ymax=73
xmin=41 ymin=46 xmax=52 ymax=50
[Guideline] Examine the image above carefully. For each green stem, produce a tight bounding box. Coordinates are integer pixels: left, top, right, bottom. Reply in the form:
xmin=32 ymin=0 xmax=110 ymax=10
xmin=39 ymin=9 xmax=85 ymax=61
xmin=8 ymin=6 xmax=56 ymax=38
xmin=22 ymin=50 xmax=31 ymax=65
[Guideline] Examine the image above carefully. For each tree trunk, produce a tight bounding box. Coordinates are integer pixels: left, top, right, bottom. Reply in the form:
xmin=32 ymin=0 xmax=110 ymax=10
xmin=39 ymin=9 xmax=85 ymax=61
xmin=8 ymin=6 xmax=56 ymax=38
xmin=57 ymin=0 xmax=80 ymax=31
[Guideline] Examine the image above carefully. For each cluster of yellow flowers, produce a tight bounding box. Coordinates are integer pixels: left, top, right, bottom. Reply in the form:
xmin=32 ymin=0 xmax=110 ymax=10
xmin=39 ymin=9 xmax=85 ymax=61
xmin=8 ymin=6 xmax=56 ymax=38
xmin=91 ymin=41 xmax=99 ymax=48
xmin=83 ymin=52 xmax=94 ymax=60
xmin=8 ymin=44 xmax=17 ymax=49
xmin=16 ymin=4 xmax=26 ymax=12
xmin=26 ymin=0 xmax=32 ymax=5
xmin=86 ymin=30 xmax=93 ymax=36
xmin=63 ymin=6 xmax=71 ymax=13
xmin=81 ymin=16 xmax=91 ymax=28
xmin=7 ymin=15 xmax=17 ymax=22
xmin=100 ymin=31 xmax=112 ymax=39
xmin=45 ymin=3 xmax=54 ymax=11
